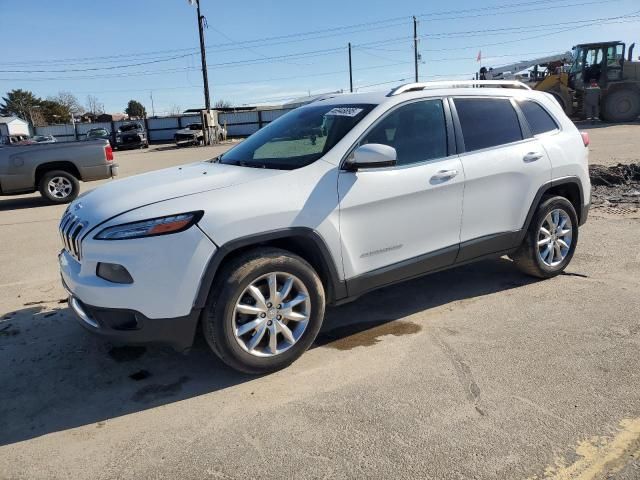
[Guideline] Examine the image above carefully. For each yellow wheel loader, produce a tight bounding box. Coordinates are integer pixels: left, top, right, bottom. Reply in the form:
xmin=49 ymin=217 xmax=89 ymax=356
xmin=481 ymin=41 xmax=640 ymax=122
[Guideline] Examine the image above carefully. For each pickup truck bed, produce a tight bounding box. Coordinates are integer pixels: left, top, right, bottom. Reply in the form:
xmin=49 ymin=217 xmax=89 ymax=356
xmin=0 ymin=139 xmax=118 ymax=204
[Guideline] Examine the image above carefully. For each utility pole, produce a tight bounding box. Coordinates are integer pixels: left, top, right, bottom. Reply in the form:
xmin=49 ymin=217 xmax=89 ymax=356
xmin=187 ymin=0 xmax=213 ymax=144
xmin=413 ymin=16 xmax=419 ymax=82
xmin=348 ymin=42 xmax=353 ymax=93
xmin=194 ymin=0 xmax=211 ymax=112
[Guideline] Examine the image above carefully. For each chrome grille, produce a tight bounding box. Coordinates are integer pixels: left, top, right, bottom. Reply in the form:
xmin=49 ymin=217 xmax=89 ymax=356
xmin=59 ymin=211 xmax=87 ymax=260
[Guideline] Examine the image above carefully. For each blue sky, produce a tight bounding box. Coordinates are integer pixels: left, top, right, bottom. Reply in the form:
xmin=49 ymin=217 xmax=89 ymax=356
xmin=1 ymin=0 xmax=639 ymax=115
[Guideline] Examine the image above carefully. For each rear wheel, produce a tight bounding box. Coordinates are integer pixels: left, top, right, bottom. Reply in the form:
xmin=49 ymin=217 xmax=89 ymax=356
xmin=38 ymin=170 xmax=80 ymax=204
xmin=602 ymin=89 xmax=640 ymax=122
xmin=202 ymin=248 xmax=325 ymax=374
xmin=511 ymin=196 xmax=578 ymax=278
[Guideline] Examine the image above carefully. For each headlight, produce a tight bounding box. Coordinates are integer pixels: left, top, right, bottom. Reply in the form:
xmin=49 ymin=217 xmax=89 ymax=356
xmin=95 ymin=211 xmax=203 ymax=240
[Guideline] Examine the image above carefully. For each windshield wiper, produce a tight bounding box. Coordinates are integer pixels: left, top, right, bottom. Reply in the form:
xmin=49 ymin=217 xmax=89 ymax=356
xmin=242 ymin=161 xmax=268 ymax=168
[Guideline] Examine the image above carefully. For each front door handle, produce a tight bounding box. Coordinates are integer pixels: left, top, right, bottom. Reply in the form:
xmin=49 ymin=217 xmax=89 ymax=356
xmin=431 ymin=169 xmax=459 ymax=181
xmin=523 ymin=152 xmax=543 ymax=163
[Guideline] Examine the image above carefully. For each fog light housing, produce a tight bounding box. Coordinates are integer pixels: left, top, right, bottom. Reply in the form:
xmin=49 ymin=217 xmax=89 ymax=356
xmin=97 ymin=263 xmax=133 ymax=284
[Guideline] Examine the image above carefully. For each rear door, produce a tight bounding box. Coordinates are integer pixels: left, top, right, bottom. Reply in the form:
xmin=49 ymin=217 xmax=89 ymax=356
xmin=451 ymin=96 xmax=552 ymax=260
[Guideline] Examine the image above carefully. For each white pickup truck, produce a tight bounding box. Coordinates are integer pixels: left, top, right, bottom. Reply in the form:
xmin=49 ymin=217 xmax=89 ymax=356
xmin=174 ymin=122 xmax=227 ymax=146
xmin=0 ymin=139 xmax=117 ymax=203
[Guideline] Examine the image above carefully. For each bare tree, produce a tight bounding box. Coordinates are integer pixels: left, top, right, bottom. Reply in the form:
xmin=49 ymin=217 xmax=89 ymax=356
xmin=30 ymin=108 xmax=46 ymax=127
xmin=214 ymin=99 xmax=232 ymax=109
xmin=168 ymin=105 xmax=182 ymax=116
xmin=51 ymin=91 xmax=84 ymax=116
xmin=85 ymin=94 xmax=105 ymax=116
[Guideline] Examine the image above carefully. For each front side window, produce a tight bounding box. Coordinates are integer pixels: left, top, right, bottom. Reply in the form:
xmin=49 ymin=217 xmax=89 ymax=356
xmin=454 ymin=97 xmax=523 ymax=152
xmin=360 ymin=99 xmax=447 ymax=166
xmin=518 ymin=100 xmax=558 ymax=135
xmin=219 ymin=104 xmax=374 ymax=170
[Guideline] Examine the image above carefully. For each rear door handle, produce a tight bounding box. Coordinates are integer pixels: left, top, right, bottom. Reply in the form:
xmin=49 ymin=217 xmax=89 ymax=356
xmin=431 ymin=169 xmax=459 ymax=181
xmin=523 ymin=152 xmax=543 ymax=163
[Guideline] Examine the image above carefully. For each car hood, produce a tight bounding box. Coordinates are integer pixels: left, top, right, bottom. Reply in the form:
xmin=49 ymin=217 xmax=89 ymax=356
xmin=72 ymin=161 xmax=285 ymax=226
xmin=176 ymin=127 xmax=200 ymax=135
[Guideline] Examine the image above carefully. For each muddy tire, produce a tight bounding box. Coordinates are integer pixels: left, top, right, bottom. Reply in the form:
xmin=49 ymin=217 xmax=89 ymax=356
xmin=38 ymin=170 xmax=80 ymax=204
xmin=511 ymin=196 xmax=579 ymax=279
xmin=602 ymin=89 xmax=640 ymax=122
xmin=202 ymin=248 xmax=325 ymax=374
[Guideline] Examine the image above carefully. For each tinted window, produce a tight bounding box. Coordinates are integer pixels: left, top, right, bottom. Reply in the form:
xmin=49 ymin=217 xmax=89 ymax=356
xmin=519 ymin=100 xmax=558 ymax=135
xmin=361 ymin=99 xmax=447 ymax=166
xmin=454 ymin=98 xmax=523 ymax=152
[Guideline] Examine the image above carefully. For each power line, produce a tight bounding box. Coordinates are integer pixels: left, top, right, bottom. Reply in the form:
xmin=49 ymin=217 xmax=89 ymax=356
xmin=2 ymin=9 xmax=638 ymax=83
xmin=0 ymin=52 xmax=197 ymax=74
xmin=3 ymin=10 xmax=637 ymax=75
xmin=0 ymin=0 xmax=622 ymax=67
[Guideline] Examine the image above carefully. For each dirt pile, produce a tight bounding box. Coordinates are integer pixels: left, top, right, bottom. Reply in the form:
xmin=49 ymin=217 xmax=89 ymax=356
xmin=589 ymin=163 xmax=640 ymax=207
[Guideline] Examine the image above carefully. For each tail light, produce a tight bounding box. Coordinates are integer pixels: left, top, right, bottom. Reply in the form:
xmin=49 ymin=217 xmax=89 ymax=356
xmin=105 ymin=144 xmax=114 ymax=161
xmin=580 ymin=131 xmax=590 ymax=147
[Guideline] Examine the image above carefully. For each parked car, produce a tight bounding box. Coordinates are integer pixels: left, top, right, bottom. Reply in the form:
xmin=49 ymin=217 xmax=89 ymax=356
xmin=0 ymin=134 xmax=31 ymax=146
xmin=86 ymin=128 xmax=112 ymax=146
xmin=115 ymin=122 xmax=148 ymax=150
xmin=32 ymin=135 xmax=57 ymax=143
xmin=175 ymin=123 xmax=227 ymax=146
xmin=59 ymin=81 xmax=590 ymax=374
xmin=0 ymin=139 xmax=117 ymax=203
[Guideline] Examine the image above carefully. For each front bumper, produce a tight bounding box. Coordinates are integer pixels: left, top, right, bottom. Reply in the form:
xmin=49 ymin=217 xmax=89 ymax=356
xmin=66 ymin=289 xmax=200 ymax=351
xmin=59 ymin=222 xmax=216 ymax=317
xmin=175 ymin=134 xmax=199 ymax=145
xmin=116 ymin=135 xmax=146 ymax=149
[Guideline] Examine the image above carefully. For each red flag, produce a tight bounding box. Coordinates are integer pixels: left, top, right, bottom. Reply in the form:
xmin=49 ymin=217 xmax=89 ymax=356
xmin=476 ymin=50 xmax=482 ymax=62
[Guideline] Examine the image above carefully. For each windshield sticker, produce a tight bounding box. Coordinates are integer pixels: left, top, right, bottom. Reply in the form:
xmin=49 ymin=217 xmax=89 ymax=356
xmin=325 ymin=107 xmax=364 ymax=117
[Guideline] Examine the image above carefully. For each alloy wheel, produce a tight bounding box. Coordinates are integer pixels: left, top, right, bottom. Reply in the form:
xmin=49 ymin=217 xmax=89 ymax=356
xmin=47 ymin=177 xmax=73 ymax=199
xmin=537 ymin=208 xmax=573 ymax=267
xmin=232 ymin=272 xmax=311 ymax=357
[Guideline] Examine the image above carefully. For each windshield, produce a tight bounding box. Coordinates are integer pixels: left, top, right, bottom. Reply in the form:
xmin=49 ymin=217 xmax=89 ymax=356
xmin=570 ymin=46 xmax=585 ymax=74
xmin=119 ymin=124 xmax=141 ymax=132
xmin=89 ymin=129 xmax=107 ymax=136
xmin=219 ymin=103 xmax=375 ymax=169
xmin=188 ymin=123 xmax=202 ymax=130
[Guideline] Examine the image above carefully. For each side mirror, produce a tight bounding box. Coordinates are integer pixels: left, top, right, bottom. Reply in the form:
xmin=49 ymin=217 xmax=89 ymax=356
xmin=346 ymin=143 xmax=397 ymax=171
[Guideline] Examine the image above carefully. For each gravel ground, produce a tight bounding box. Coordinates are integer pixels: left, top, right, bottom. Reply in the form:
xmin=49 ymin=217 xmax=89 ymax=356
xmin=1 ymin=127 xmax=639 ymax=479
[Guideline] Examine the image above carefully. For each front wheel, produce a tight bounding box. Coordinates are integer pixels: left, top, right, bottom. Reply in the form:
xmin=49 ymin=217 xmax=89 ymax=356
xmin=602 ymin=89 xmax=640 ymax=122
xmin=202 ymin=248 xmax=325 ymax=374
xmin=511 ymin=196 xmax=579 ymax=278
xmin=38 ymin=170 xmax=80 ymax=204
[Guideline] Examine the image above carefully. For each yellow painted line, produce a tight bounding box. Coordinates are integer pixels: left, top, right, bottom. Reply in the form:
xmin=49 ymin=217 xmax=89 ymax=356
xmin=530 ymin=418 xmax=640 ymax=479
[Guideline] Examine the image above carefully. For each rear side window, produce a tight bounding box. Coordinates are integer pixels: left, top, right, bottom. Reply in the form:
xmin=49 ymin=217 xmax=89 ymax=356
xmin=361 ymin=99 xmax=447 ymax=166
xmin=518 ymin=100 xmax=558 ymax=135
xmin=454 ymin=98 xmax=523 ymax=152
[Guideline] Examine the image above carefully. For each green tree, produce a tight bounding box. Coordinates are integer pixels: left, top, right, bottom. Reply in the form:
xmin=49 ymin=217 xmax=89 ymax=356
xmin=40 ymin=99 xmax=72 ymax=124
xmin=125 ymin=100 xmax=146 ymax=118
xmin=0 ymin=89 xmax=42 ymax=123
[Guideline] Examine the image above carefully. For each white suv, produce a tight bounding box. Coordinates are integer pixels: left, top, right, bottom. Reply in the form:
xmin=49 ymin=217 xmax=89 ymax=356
xmin=59 ymin=81 xmax=591 ymax=374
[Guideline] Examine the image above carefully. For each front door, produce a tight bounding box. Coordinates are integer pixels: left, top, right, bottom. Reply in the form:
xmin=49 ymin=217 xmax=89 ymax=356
xmin=338 ymin=99 xmax=464 ymax=292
